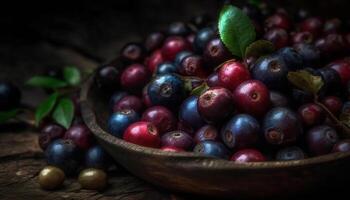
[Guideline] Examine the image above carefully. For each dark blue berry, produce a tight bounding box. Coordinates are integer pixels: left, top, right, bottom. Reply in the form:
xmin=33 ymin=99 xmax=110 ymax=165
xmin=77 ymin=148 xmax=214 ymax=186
xmin=307 ymin=125 xmax=339 ymax=156
xmin=179 ymin=96 xmax=206 ymax=131
xmin=167 ymin=22 xmax=191 ymax=36
xmin=85 ymin=145 xmax=112 ymax=170
xmin=294 ymin=43 xmax=320 ymax=68
xmin=276 ymin=146 xmax=306 ymax=161
xmin=109 ymin=91 xmax=128 ymax=111
xmin=108 ymin=109 xmax=139 ymax=138
xmin=174 ymin=51 xmax=193 ymax=67
xmin=277 ymin=47 xmax=304 ymax=70
xmin=194 ymin=27 xmax=216 ymax=53
xmin=193 ymin=141 xmax=230 ymax=159
xmin=156 ymin=62 xmax=178 ymax=75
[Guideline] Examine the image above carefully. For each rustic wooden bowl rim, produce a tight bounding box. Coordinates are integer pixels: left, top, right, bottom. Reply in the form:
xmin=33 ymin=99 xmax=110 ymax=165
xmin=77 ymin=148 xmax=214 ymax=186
xmin=81 ymin=75 xmax=350 ymax=170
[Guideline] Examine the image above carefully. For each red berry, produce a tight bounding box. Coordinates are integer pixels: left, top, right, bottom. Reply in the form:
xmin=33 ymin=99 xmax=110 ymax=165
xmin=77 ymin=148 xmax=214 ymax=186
xmin=322 ymin=96 xmax=343 ymax=116
xmin=300 ymin=17 xmax=323 ymax=37
xmin=203 ymin=38 xmax=232 ymax=67
xmin=39 ymin=124 xmax=66 ymax=150
xmin=123 ymin=122 xmax=161 ymax=148
xmin=291 ymin=31 xmax=313 ymax=44
xmin=194 ymin=125 xmax=219 ymax=144
xmin=145 ymin=49 xmax=164 ymax=73
xmin=144 ymin=32 xmax=165 ymax=52
xmin=298 ymin=103 xmax=325 ymax=127
xmin=218 ymin=60 xmax=251 ymax=92
xmin=161 ymin=131 xmax=193 ymax=150
xmin=120 ymin=43 xmax=146 ymax=63
xmin=161 ymin=146 xmax=184 ymax=152
xmin=327 ymin=60 xmax=350 ymax=86
xmin=141 ymin=106 xmax=177 ymax=135
xmin=230 ymin=149 xmax=266 ymax=163
xmin=64 ymin=124 xmax=93 ymax=150
xmin=179 ymin=55 xmax=208 ymax=78
xmin=315 ymin=34 xmax=346 ymax=57
xmin=121 ymin=64 xmax=151 ymax=94
xmin=265 ymin=14 xmax=291 ymax=30
xmin=264 ymin=28 xmax=289 ymax=49
xmin=113 ymin=95 xmax=144 ymax=113
xmin=161 ymin=36 xmax=191 ymax=61
xmin=234 ymin=80 xmax=270 ymax=117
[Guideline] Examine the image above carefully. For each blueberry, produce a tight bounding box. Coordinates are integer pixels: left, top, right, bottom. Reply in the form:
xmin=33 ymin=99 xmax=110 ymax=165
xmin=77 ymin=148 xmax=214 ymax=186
xmin=276 ymin=146 xmax=306 ymax=161
xmin=193 ymin=141 xmax=230 ymax=159
xmin=277 ymin=47 xmax=304 ymax=70
xmin=317 ymin=68 xmax=342 ymax=96
xmin=45 ymin=139 xmax=81 ymax=175
xmin=174 ymin=51 xmax=193 ymax=67
xmin=263 ymin=107 xmax=303 ymax=146
xmin=167 ymin=22 xmax=191 ymax=36
xmin=109 ymin=91 xmax=128 ymax=111
xmin=147 ymin=74 xmax=185 ymax=108
xmin=156 ymin=62 xmax=178 ymax=75
xmin=221 ymin=114 xmax=260 ymax=149
xmin=194 ymin=27 xmax=216 ymax=53
xmin=294 ymin=43 xmax=320 ymax=68
xmin=85 ymin=145 xmax=112 ymax=170
xmin=108 ymin=109 xmax=139 ymax=138
xmin=251 ymin=54 xmax=289 ymax=91
xmin=0 ymin=81 xmax=21 ymax=111
xmin=179 ymin=96 xmax=206 ymax=131
xmin=307 ymin=125 xmax=339 ymax=156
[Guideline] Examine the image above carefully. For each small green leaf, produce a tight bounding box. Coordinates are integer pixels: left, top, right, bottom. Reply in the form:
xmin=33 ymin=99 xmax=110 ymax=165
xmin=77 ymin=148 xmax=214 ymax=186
xmin=218 ymin=5 xmax=256 ymax=58
xmin=63 ymin=66 xmax=81 ymax=86
xmin=35 ymin=93 xmax=59 ymax=126
xmin=245 ymin=40 xmax=275 ymax=59
xmin=191 ymin=83 xmax=209 ymax=96
xmin=0 ymin=109 xmax=19 ymax=124
xmin=287 ymin=70 xmax=324 ymax=95
xmin=183 ymin=76 xmax=204 ymax=93
xmin=27 ymin=76 xmax=68 ymax=89
xmin=52 ymin=98 xmax=74 ymax=129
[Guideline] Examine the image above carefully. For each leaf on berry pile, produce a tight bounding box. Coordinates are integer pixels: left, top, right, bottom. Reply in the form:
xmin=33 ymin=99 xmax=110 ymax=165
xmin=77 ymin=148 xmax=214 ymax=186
xmin=27 ymin=76 xmax=68 ymax=89
xmin=52 ymin=98 xmax=74 ymax=129
xmin=183 ymin=76 xmax=204 ymax=93
xmin=35 ymin=93 xmax=59 ymax=126
xmin=245 ymin=40 xmax=275 ymax=59
xmin=287 ymin=70 xmax=324 ymax=95
xmin=218 ymin=5 xmax=256 ymax=58
xmin=191 ymin=83 xmax=209 ymax=96
xmin=0 ymin=109 xmax=19 ymax=124
xmin=63 ymin=66 xmax=81 ymax=86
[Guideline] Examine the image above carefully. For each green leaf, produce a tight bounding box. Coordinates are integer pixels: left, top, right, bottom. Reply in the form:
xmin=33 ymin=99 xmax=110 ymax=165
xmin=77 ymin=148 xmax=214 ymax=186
xmin=52 ymin=98 xmax=74 ymax=129
xmin=245 ymin=40 xmax=275 ymax=59
xmin=191 ymin=83 xmax=209 ymax=96
xmin=0 ymin=109 xmax=19 ymax=124
xmin=35 ymin=93 xmax=59 ymax=126
xmin=218 ymin=5 xmax=256 ymax=58
xmin=287 ymin=70 xmax=324 ymax=95
xmin=27 ymin=76 xmax=68 ymax=89
xmin=63 ymin=66 xmax=81 ymax=86
xmin=183 ymin=76 xmax=204 ymax=93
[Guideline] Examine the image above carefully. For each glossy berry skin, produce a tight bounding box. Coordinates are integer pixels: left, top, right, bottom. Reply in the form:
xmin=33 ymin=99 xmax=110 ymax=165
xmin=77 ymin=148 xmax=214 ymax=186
xmin=251 ymin=54 xmax=289 ymax=91
xmin=194 ymin=125 xmax=219 ymax=144
xmin=39 ymin=124 xmax=66 ymax=150
xmin=109 ymin=91 xmax=128 ymax=110
xmin=123 ymin=121 xmax=161 ymax=148
xmin=234 ymin=80 xmax=270 ymax=117
xmin=85 ymin=145 xmax=111 ymax=170
xmin=112 ymin=95 xmax=144 ymax=113
xmin=146 ymin=49 xmax=164 ymax=73
xmin=120 ymin=64 xmax=150 ymax=94
xmin=307 ymin=125 xmax=339 ymax=156
xmin=263 ymin=107 xmax=303 ymax=146
xmin=161 ymin=131 xmax=193 ymax=150
xmin=0 ymin=81 xmax=21 ymax=111
xmin=144 ymin=32 xmax=165 ymax=52
xmin=264 ymin=28 xmax=289 ymax=49
xmin=156 ymin=62 xmax=178 ymax=75
xmin=218 ymin=60 xmax=251 ymax=92
xmin=300 ymin=17 xmax=323 ymax=37
xmin=230 ymin=149 xmax=266 ymax=163
xmin=207 ymin=72 xmax=221 ymax=87
xmin=179 ymin=96 xmax=206 ymax=131
xmin=292 ymin=31 xmax=313 ymax=44
xmin=221 ymin=114 xmax=260 ymax=150
xmin=64 ymin=124 xmax=93 ymax=151
xmin=276 ymin=146 xmax=306 ymax=161
xmin=108 ymin=109 xmax=139 ymax=138
xmin=270 ymin=91 xmax=289 ymax=107
xmin=95 ymin=65 xmax=120 ymax=92
xmin=45 ymin=139 xmax=81 ymax=175
xmin=298 ymin=103 xmax=325 ymax=127
xmin=277 ymin=47 xmax=303 ymax=71
xmin=167 ymin=22 xmax=191 ymax=36
xmin=294 ymin=43 xmax=320 ymax=68
xmin=174 ymin=51 xmax=193 ymax=67
xmin=78 ymin=168 xmax=107 ymax=191
xmin=179 ymin=55 xmax=207 ymax=78
xmin=193 ymin=141 xmax=230 ymax=159
xmin=141 ymin=106 xmax=176 ymax=135
xmin=317 ymin=68 xmax=341 ymax=94
xmin=38 ymin=166 xmax=65 ymax=190
xmin=327 ymin=60 xmax=350 ymax=86
xmin=198 ymin=87 xmax=235 ymax=123
xmin=322 ymin=96 xmax=343 ymax=115
xmin=203 ymin=38 xmax=231 ymax=67
xmin=161 ymin=146 xmax=184 ymax=152
xmin=332 ymin=140 xmax=350 ymax=153
xmin=265 ymin=14 xmax=291 ymax=30
xmin=194 ymin=27 xmax=216 ymax=53
xmin=120 ymin=43 xmax=146 ymax=63
xmin=161 ymin=36 xmax=191 ymax=61
xmin=147 ymin=74 xmax=185 ymax=108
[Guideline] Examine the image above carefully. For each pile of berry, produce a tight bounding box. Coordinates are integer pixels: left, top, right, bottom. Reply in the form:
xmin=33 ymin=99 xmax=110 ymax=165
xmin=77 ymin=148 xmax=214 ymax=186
xmin=99 ymin=2 xmax=350 ymax=163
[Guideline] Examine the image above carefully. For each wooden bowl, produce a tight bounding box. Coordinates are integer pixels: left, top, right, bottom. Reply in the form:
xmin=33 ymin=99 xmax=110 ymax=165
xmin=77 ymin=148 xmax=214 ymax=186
xmin=80 ymin=75 xmax=350 ymax=198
